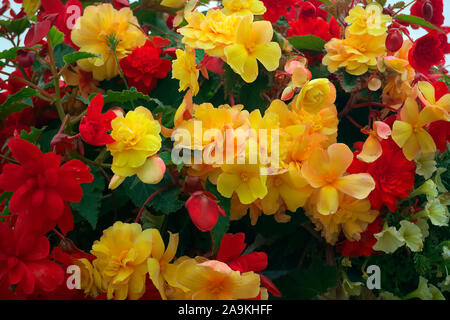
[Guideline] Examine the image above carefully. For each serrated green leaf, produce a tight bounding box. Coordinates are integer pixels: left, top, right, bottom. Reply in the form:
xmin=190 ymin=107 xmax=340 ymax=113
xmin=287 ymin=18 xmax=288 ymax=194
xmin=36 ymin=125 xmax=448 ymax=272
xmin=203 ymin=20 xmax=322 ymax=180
xmin=150 ymin=187 xmax=184 ymax=215
xmin=0 ymin=18 xmax=30 ymax=35
xmin=392 ymin=1 xmax=405 ymax=9
xmin=0 ymin=87 xmax=39 ymax=121
xmin=274 ymin=260 xmax=338 ymax=299
xmin=48 ymin=26 xmax=64 ymax=47
xmin=19 ymin=126 xmax=46 ymax=144
xmin=53 ymin=43 xmax=76 ymax=68
xmin=63 ymin=51 xmax=100 ymax=65
xmin=71 ymin=167 xmax=105 ymax=229
xmin=342 ymin=71 xmax=360 ymax=92
xmin=102 ymin=88 xmax=150 ymax=104
xmin=288 ymin=35 xmax=326 ymax=52
xmin=395 ymin=14 xmax=444 ymax=33
xmin=376 ymin=0 xmax=386 ymax=6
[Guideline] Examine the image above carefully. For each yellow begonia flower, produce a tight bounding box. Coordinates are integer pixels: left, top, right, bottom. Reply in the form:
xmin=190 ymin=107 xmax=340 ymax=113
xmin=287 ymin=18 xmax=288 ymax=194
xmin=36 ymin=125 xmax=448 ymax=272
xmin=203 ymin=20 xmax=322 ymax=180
xmin=160 ymin=0 xmax=185 ymax=8
xmin=147 ymin=231 xmax=179 ymax=300
xmin=345 ymin=3 xmax=391 ymax=37
xmin=71 ymin=4 xmax=146 ymax=81
xmin=230 ymin=194 xmax=262 ymax=225
xmin=107 ymin=107 xmax=163 ymax=187
xmin=73 ymin=258 xmax=100 ymax=298
xmin=261 ymin=167 xmax=313 ymax=215
xmin=357 ymin=121 xmax=391 ymax=163
xmin=224 ymin=15 xmax=281 ymax=83
xmin=301 ymin=143 xmax=376 ymax=215
xmin=392 ymin=98 xmax=439 ymax=161
xmin=91 ymin=222 xmax=154 ymax=300
xmin=322 ymin=32 xmax=386 ymax=76
xmin=398 ymin=220 xmax=423 ymax=252
xmin=372 ymin=224 xmax=405 ymax=254
xmin=178 ymin=10 xmax=243 ymax=58
xmin=170 ymin=258 xmax=260 ymax=300
xmin=217 ymin=164 xmax=268 ymax=205
xmin=22 ymin=0 xmax=41 ymax=16
xmin=222 ymin=0 xmax=266 ymax=16
xmin=305 ymin=192 xmax=379 ymax=244
xmin=172 ymin=48 xmax=200 ymax=96
xmin=293 ymin=79 xmax=336 ymax=115
xmin=417 ymin=81 xmax=450 ymax=121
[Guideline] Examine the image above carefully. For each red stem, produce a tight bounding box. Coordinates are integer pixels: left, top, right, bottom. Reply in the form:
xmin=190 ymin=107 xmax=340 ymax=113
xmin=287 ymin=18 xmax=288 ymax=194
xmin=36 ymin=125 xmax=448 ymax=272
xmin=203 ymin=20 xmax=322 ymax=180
xmin=135 ymin=184 xmax=175 ymax=223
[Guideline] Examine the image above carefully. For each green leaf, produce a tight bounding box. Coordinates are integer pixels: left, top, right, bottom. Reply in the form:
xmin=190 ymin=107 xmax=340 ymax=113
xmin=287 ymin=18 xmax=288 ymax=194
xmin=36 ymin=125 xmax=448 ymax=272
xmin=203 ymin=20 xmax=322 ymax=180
xmin=288 ymin=35 xmax=326 ymax=52
xmin=395 ymin=14 xmax=444 ymax=33
xmin=102 ymin=88 xmax=150 ymax=105
xmin=63 ymin=51 xmax=101 ymax=65
xmin=19 ymin=126 xmax=46 ymax=144
xmin=48 ymin=26 xmax=64 ymax=47
xmin=316 ymin=0 xmax=332 ymax=5
xmin=342 ymin=71 xmax=360 ymax=92
xmin=153 ymin=104 xmax=176 ymax=128
xmin=124 ymin=173 xmax=173 ymax=207
xmin=71 ymin=167 xmax=105 ymax=229
xmin=392 ymin=1 xmax=405 ymax=9
xmin=150 ymin=187 xmax=184 ymax=214
xmin=141 ymin=210 xmax=165 ymax=230
xmin=0 ymin=18 xmax=30 ymax=35
xmin=0 ymin=87 xmax=39 ymax=121
xmin=376 ymin=0 xmax=387 ymax=6
xmin=53 ymin=43 xmax=76 ymax=68
xmin=274 ymin=260 xmax=338 ymax=299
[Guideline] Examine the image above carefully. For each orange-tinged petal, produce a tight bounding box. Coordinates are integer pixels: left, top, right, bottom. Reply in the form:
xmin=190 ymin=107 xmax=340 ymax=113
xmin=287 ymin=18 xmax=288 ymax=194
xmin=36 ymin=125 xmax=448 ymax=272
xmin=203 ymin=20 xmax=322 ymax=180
xmin=161 ymin=232 xmax=179 ymax=265
xmin=317 ymin=185 xmax=339 ymax=215
xmin=231 ymin=272 xmax=260 ymax=300
xmin=357 ymin=135 xmax=382 ymax=163
xmin=392 ymin=120 xmax=413 ymax=147
xmin=175 ymin=259 xmax=213 ymax=292
xmin=333 ymin=173 xmax=375 ymax=199
xmin=328 ymin=143 xmax=354 ymax=177
xmin=436 ymin=94 xmax=450 ymax=112
xmin=250 ymin=20 xmax=273 ymax=45
xmin=418 ymin=105 xmax=447 ymax=126
xmin=136 ymin=156 xmax=166 ymax=185
xmin=301 ymin=148 xmax=328 ymax=188
xmin=400 ymin=98 xmax=419 ymax=124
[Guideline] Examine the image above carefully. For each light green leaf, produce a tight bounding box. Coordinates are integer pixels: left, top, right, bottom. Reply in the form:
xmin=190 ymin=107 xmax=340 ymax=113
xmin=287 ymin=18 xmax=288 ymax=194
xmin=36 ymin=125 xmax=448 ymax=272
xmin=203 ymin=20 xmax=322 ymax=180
xmin=395 ymin=14 xmax=444 ymax=33
xmin=288 ymin=35 xmax=326 ymax=52
xmin=63 ymin=51 xmax=101 ymax=65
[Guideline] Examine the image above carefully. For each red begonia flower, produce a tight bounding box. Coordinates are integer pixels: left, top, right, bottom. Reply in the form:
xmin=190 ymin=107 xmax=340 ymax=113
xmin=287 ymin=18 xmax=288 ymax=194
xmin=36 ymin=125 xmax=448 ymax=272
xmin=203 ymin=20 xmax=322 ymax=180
xmin=79 ymin=93 xmax=116 ymax=146
xmin=0 ymin=218 xmax=64 ymax=295
xmin=119 ymin=39 xmax=172 ymax=94
xmin=0 ymin=138 xmax=93 ymax=234
xmin=408 ymin=31 xmax=448 ymax=75
xmin=410 ymin=0 xmax=444 ymax=28
xmin=347 ymin=138 xmax=415 ymax=212
xmin=217 ymin=233 xmax=281 ymax=297
xmin=337 ymin=217 xmax=384 ymax=258
xmin=287 ymin=16 xmax=341 ymax=42
xmin=185 ymin=191 xmax=226 ymax=232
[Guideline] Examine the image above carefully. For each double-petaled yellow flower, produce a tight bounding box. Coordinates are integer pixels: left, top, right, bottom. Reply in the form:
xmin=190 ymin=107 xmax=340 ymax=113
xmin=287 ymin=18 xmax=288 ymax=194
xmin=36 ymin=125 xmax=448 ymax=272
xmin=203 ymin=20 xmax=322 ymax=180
xmin=71 ymin=4 xmax=146 ymax=81
xmin=172 ymin=48 xmax=200 ymax=96
xmin=222 ymin=0 xmax=266 ymax=16
xmin=345 ymin=3 xmax=391 ymax=37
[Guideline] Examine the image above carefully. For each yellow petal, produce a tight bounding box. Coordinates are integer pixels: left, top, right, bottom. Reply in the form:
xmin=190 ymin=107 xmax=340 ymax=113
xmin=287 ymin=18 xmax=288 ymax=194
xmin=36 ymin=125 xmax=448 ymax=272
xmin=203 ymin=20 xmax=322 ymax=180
xmin=402 ymin=134 xmax=420 ymax=161
xmin=224 ymin=44 xmax=248 ymax=75
xmin=418 ymin=81 xmax=436 ymax=104
xmin=147 ymin=258 xmax=165 ymax=299
xmin=136 ymin=156 xmax=166 ymax=185
xmin=250 ymin=21 xmax=273 ymax=45
xmin=150 ymin=229 xmax=165 ymax=260
xmin=334 ymin=174 xmax=375 ymax=199
xmin=254 ymin=42 xmax=281 ymax=72
xmin=217 ymin=173 xmax=241 ymax=198
xmin=392 ymin=120 xmax=413 ymax=148
xmin=416 ymin=128 xmax=436 ymax=155
xmin=241 ymin=56 xmax=259 ymax=83
xmin=317 ymin=185 xmax=339 ymax=215
xmin=231 ymin=271 xmax=261 ymax=300
xmin=400 ymin=98 xmax=419 ymax=124
xmin=161 ymin=232 xmax=179 ymax=265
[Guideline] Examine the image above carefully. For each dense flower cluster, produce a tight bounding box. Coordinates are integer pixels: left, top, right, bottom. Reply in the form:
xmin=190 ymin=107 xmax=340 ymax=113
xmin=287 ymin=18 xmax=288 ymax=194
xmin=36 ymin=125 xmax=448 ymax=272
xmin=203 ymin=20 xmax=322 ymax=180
xmin=0 ymin=0 xmax=450 ymax=302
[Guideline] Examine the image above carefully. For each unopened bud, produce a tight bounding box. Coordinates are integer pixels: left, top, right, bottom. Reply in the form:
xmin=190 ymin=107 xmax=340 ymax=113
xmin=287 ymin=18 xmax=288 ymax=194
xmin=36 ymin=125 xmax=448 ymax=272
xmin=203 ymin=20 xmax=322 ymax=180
xmin=385 ymin=30 xmax=403 ymax=52
xmin=422 ymin=0 xmax=433 ymax=22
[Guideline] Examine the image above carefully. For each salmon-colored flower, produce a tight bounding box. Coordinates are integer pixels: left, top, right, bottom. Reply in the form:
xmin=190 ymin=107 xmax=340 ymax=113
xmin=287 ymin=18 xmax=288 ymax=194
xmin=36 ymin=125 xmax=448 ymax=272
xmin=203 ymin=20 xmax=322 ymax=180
xmin=301 ymin=143 xmax=376 ymax=215
xmin=357 ymin=121 xmax=392 ymax=163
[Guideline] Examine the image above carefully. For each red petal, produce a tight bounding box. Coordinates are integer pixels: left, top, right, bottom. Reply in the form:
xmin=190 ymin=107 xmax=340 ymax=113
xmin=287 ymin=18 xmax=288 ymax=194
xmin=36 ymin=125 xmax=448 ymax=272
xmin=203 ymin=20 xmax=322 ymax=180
xmin=259 ymin=273 xmax=281 ymax=297
xmin=185 ymin=194 xmax=220 ymax=232
xmin=216 ymin=233 xmax=246 ymax=263
xmin=27 ymin=260 xmax=64 ymax=293
xmin=8 ymin=138 xmax=43 ymax=168
xmin=228 ymin=252 xmax=268 ymax=272
xmin=87 ymin=93 xmax=103 ymax=118
xmin=0 ymin=163 xmax=25 ymax=192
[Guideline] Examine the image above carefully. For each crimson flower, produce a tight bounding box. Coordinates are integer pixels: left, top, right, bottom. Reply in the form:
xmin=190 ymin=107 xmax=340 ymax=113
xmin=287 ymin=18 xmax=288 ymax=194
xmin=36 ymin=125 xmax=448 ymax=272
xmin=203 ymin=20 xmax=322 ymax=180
xmin=0 ymin=218 xmax=64 ymax=295
xmin=185 ymin=191 xmax=226 ymax=232
xmin=348 ymin=138 xmax=415 ymax=212
xmin=79 ymin=93 xmax=116 ymax=146
xmin=408 ymin=31 xmax=449 ymax=75
xmin=427 ymin=80 xmax=450 ymax=152
xmin=217 ymin=233 xmax=281 ymax=298
xmin=287 ymin=15 xmax=341 ymax=42
xmin=0 ymin=138 xmax=93 ymax=234
xmin=410 ymin=0 xmax=444 ymax=28
xmin=38 ymin=0 xmax=83 ymax=48
xmin=119 ymin=38 xmax=172 ymax=94
xmin=261 ymin=0 xmax=296 ymax=23
xmin=337 ymin=217 xmax=383 ymax=258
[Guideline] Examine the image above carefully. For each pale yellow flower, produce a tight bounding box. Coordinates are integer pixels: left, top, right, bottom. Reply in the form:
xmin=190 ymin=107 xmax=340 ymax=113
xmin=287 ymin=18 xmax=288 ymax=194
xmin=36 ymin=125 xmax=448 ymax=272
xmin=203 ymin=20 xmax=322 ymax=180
xmin=222 ymin=0 xmax=266 ymax=16
xmin=345 ymin=3 xmax=391 ymax=36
